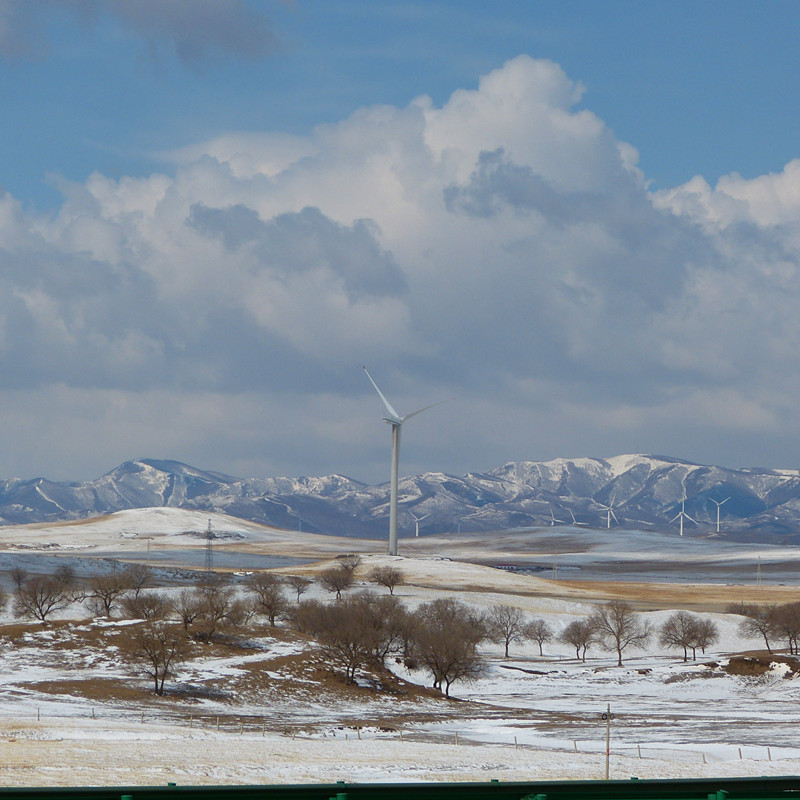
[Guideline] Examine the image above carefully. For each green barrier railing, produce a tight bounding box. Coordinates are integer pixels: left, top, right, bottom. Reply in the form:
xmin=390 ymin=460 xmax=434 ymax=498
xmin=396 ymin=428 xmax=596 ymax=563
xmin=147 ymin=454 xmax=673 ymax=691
xmin=0 ymin=776 xmax=798 ymax=800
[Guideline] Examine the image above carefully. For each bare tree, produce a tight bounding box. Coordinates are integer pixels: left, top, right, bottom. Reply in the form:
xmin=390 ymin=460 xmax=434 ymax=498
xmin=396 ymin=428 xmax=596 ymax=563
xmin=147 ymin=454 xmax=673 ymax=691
xmin=175 ymin=588 xmax=206 ymax=632
xmin=369 ymin=566 xmax=404 ymax=596
xmin=246 ymin=573 xmax=288 ymax=627
xmin=319 ymin=566 xmax=354 ymax=600
xmin=659 ymin=611 xmax=699 ymax=661
xmin=193 ymin=576 xmax=247 ymax=641
xmin=286 ymin=575 xmax=312 ymax=603
xmin=173 ymin=575 xmax=247 ymax=642
xmin=290 ymin=598 xmax=324 ymax=636
xmin=524 ymin=618 xmax=553 ymax=656
xmin=125 ymin=564 xmax=153 ymax=598
xmin=83 ymin=569 xmax=132 ymax=617
xmin=771 ymin=602 xmax=800 ymax=654
xmin=693 ymin=617 xmax=718 ymax=656
xmin=412 ymin=598 xmax=486 ymax=697
xmin=122 ymin=621 xmax=189 ymax=695
xmin=590 ymin=600 xmax=651 ymax=666
xmin=337 ymin=554 xmax=362 ymax=575
xmin=362 ymin=593 xmax=408 ymax=665
xmin=293 ymin=595 xmax=378 ymax=683
xmin=486 ymin=604 xmax=526 ymax=658
xmin=13 ymin=570 xmax=76 ymax=623
xmin=559 ymin=618 xmax=595 ymax=661
xmin=737 ymin=604 xmax=776 ymax=652
xmin=120 ymin=591 xmax=172 ymax=621
xmin=10 ymin=568 xmax=26 ymax=591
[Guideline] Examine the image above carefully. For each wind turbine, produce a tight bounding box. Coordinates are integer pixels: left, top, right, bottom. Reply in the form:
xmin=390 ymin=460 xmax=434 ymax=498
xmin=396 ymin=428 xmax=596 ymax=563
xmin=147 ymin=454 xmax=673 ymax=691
xmin=363 ymin=367 xmax=449 ymax=556
xmin=409 ymin=511 xmax=429 ymax=538
xmin=670 ymin=497 xmax=696 ymax=537
xmin=596 ymin=498 xmax=619 ymax=529
xmin=549 ymin=507 xmax=565 ymax=526
xmin=710 ymin=496 xmax=731 ymax=534
xmin=569 ymin=509 xmax=588 ymax=527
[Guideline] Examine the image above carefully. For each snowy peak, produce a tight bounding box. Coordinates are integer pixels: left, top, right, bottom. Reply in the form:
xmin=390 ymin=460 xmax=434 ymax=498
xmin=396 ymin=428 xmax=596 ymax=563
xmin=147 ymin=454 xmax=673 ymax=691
xmin=1 ymin=454 xmax=800 ymax=543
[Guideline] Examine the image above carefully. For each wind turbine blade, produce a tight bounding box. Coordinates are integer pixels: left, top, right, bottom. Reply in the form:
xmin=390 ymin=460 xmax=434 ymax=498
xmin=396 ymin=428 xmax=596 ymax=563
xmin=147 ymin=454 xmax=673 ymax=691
xmin=363 ymin=366 xmax=402 ymax=423
xmin=720 ymin=497 xmax=731 ymax=505
xmin=669 ymin=513 xmax=680 ymax=524
xmin=685 ymin=513 xmax=697 ymax=524
xmin=610 ymin=509 xmax=619 ymax=524
xmin=401 ymin=396 xmax=454 ymax=422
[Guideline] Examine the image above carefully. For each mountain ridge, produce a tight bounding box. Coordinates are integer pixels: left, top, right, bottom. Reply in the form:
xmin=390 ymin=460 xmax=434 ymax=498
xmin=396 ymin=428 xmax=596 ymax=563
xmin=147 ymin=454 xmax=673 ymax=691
xmin=1 ymin=454 xmax=799 ymax=544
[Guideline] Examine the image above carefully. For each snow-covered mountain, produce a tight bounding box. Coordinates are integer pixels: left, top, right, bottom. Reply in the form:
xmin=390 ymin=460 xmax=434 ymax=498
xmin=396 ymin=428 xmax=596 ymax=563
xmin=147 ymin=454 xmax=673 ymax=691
xmin=2 ymin=454 xmax=800 ymax=543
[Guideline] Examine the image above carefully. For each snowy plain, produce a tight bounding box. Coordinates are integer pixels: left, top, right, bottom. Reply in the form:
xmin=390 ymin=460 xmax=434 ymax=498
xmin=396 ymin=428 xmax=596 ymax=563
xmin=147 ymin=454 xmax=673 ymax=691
xmin=0 ymin=508 xmax=798 ymax=785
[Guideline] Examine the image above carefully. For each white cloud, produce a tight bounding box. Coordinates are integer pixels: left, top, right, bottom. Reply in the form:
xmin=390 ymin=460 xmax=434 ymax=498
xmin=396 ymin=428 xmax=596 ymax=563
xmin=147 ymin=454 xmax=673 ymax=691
xmin=3 ymin=55 xmax=800 ymax=480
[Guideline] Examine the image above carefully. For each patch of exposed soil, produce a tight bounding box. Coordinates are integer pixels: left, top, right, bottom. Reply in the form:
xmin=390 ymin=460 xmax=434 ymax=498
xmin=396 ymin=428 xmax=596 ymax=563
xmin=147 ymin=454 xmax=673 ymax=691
xmin=720 ymin=654 xmax=800 ymax=677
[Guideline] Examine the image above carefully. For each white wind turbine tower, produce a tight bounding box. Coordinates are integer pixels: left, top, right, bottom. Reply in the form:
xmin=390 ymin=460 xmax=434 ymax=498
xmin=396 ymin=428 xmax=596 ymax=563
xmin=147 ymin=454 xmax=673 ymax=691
xmin=363 ymin=367 xmax=449 ymax=556
xmin=670 ymin=497 xmax=696 ymax=537
xmin=409 ymin=511 xmax=429 ymax=538
xmin=596 ymin=498 xmax=619 ymax=529
xmin=549 ymin=507 xmax=565 ymax=526
xmin=710 ymin=496 xmax=731 ymax=534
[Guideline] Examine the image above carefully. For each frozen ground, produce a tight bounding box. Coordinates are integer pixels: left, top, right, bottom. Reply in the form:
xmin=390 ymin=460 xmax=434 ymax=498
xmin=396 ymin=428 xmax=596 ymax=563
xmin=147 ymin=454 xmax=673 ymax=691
xmin=0 ymin=508 xmax=799 ymax=784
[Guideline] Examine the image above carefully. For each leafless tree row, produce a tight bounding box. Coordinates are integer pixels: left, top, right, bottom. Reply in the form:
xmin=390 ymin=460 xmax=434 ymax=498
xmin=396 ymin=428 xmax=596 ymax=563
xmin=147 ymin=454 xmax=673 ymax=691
xmin=730 ymin=601 xmax=800 ymax=654
xmin=0 ymin=558 xmax=752 ymax=699
xmin=556 ymin=602 xmax=721 ymax=665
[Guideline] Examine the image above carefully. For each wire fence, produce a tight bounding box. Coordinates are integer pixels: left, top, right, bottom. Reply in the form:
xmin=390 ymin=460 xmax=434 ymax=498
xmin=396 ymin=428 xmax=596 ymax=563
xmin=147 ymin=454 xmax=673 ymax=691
xmin=12 ymin=703 xmax=799 ymax=768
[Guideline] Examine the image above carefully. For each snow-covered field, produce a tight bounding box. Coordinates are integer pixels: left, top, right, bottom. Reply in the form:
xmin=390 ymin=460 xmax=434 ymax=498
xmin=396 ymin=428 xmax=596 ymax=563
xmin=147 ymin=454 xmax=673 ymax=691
xmin=0 ymin=508 xmax=799 ymax=785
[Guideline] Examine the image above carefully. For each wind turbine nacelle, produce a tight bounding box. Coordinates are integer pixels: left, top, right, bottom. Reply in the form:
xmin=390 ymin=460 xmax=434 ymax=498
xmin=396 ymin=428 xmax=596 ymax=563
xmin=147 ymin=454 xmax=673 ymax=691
xmin=382 ymin=416 xmax=402 ymax=426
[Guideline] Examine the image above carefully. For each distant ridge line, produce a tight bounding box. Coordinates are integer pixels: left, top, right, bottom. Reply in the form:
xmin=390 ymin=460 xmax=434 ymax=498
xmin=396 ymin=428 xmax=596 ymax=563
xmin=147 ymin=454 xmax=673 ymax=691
xmin=0 ymin=454 xmax=798 ymax=544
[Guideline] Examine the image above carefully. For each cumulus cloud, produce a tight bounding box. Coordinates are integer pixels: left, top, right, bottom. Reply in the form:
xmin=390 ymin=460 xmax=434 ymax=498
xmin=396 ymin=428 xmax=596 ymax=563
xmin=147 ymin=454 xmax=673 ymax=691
xmin=3 ymin=54 xmax=800 ymax=480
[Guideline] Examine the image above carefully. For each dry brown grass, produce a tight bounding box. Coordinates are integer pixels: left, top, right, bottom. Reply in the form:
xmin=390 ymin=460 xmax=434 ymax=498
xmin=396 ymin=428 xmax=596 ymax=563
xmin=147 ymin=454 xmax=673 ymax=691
xmin=550 ymin=579 xmax=800 ymax=610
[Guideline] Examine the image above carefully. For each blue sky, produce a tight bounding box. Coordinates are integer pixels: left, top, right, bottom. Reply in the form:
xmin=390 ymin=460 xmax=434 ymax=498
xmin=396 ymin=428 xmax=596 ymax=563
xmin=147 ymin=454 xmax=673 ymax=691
xmin=2 ymin=1 xmax=800 ymax=484
xmin=6 ymin=2 xmax=800 ymax=206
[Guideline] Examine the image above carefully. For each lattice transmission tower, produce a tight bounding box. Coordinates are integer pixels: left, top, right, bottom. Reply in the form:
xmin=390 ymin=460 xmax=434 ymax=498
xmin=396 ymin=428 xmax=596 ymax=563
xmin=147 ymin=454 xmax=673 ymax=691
xmin=205 ymin=519 xmax=214 ymax=572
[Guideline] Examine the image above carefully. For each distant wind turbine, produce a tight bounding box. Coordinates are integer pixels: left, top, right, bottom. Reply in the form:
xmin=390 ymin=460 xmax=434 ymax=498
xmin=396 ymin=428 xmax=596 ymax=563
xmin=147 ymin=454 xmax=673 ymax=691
xmin=363 ymin=367 xmax=450 ymax=556
xmin=549 ymin=507 xmax=565 ymax=527
xmin=569 ymin=509 xmax=588 ymax=527
xmin=710 ymin=496 xmax=731 ymax=534
xmin=409 ymin=511 xmax=429 ymax=538
xmin=670 ymin=498 xmax=696 ymax=537
xmin=596 ymin=498 xmax=619 ymax=529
